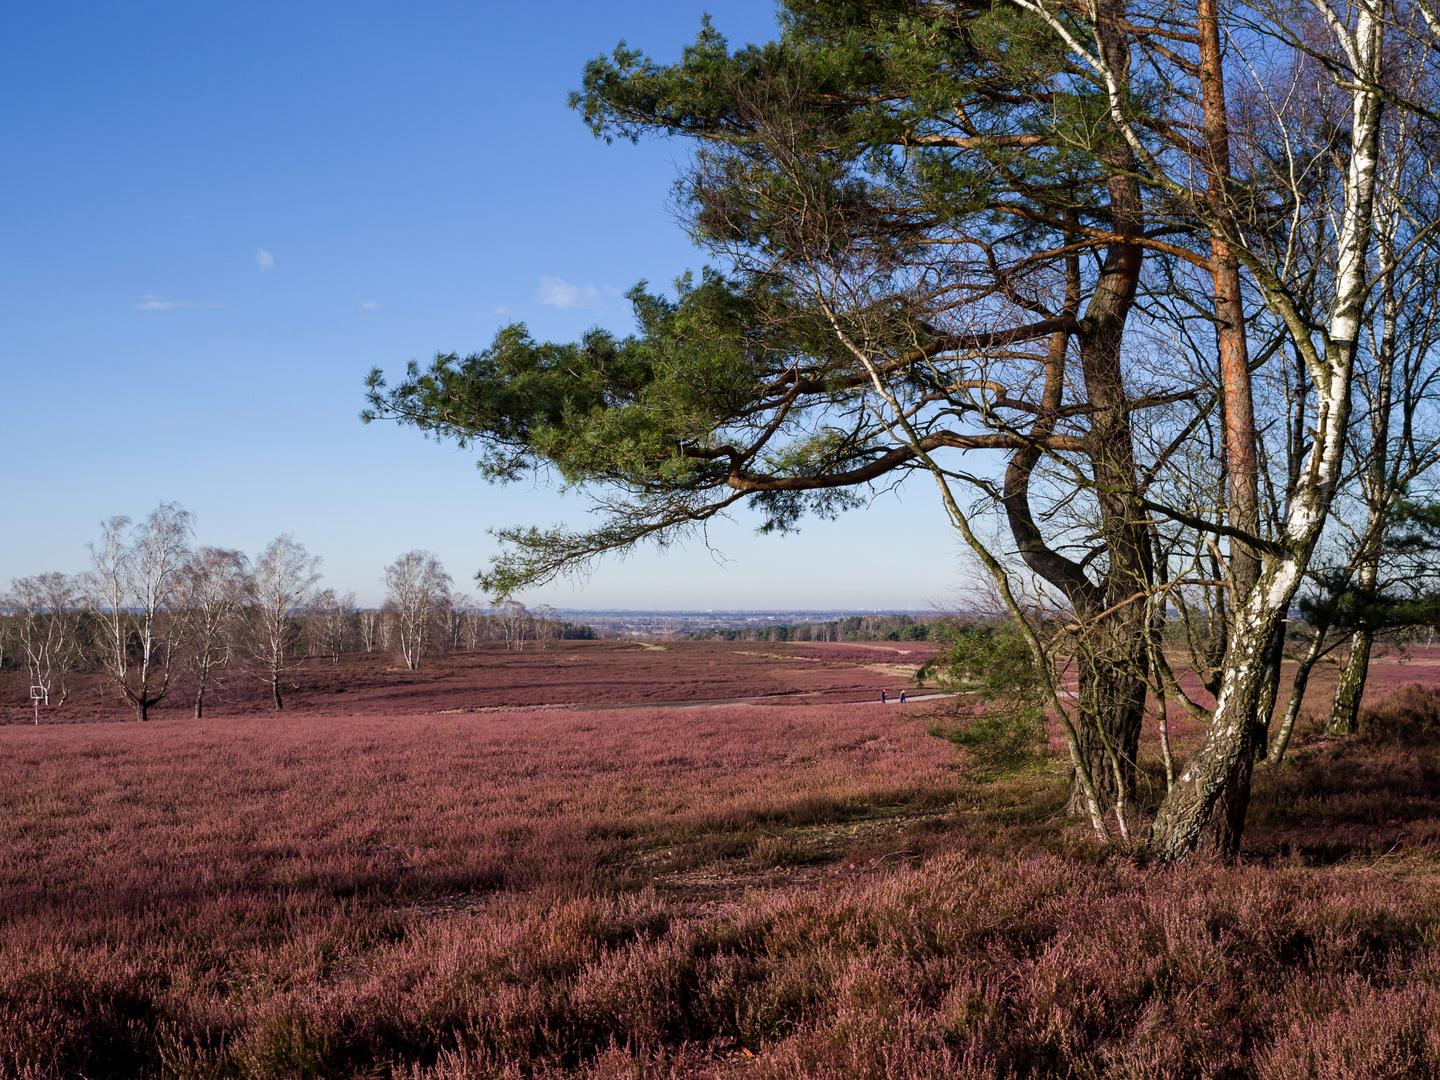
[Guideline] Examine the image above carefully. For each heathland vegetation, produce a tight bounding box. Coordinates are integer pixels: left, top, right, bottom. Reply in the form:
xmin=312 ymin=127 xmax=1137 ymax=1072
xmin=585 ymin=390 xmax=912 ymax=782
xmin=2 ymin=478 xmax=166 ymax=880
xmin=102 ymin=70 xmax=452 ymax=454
xmin=14 ymin=0 xmax=1440 ymax=1074
xmin=3 ymin=641 xmax=1440 ymax=1076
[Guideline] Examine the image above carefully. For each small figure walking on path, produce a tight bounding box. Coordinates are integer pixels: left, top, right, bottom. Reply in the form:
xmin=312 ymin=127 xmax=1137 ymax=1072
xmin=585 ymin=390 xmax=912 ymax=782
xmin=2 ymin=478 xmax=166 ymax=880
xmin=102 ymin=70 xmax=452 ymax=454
xmin=899 ymin=690 xmax=906 ymax=704
xmin=880 ymin=688 xmax=887 ymax=703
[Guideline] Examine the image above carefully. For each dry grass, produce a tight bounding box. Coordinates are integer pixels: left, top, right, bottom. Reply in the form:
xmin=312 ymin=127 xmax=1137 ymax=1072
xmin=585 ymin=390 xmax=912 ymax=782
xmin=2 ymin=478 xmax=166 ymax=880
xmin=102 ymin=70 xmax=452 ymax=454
xmin=1 ymin=675 xmax=1439 ymax=1078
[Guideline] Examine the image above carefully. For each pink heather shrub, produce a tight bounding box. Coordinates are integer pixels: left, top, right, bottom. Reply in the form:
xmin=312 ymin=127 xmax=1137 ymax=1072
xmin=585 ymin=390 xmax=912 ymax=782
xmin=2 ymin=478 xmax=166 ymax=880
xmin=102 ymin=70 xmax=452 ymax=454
xmin=0 ymin=687 xmax=1439 ymax=1077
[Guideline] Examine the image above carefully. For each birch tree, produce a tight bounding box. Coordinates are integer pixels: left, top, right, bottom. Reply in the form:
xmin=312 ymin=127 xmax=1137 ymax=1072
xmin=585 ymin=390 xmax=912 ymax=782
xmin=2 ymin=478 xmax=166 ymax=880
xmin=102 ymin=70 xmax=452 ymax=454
xmin=1318 ymin=92 xmax=1440 ymax=736
xmin=442 ymin=592 xmax=473 ymax=651
xmin=491 ymin=598 xmax=529 ymax=652
xmin=176 ymin=547 xmax=248 ymax=719
xmin=245 ymin=535 xmax=321 ymax=710
xmin=306 ymin=588 xmax=357 ymax=665
xmin=85 ymin=504 xmax=193 ymax=721
xmin=383 ymin=551 xmax=451 ymax=670
xmin=360 ymin=609 xmax=380 ymax=652
xmin=3 ymin=573 xmax=83 ymax=706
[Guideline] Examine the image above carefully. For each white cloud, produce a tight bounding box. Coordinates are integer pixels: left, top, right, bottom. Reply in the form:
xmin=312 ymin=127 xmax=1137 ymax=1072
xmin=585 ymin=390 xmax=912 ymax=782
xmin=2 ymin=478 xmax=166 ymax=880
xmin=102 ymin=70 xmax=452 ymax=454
xmin=493 ymin=304 xmax=509 ymax=314
xmin=135 ymin=295 xmax=214 ymax=311
xmin=536 ymin=275 xmax=578 ymax=308
xmin=536 ymin=275 xmax=605 ymax=309
xmin=255 ymin=248 xmax=274 ymax=270
xmin=360 ymin=299 xmax=379 ymax=309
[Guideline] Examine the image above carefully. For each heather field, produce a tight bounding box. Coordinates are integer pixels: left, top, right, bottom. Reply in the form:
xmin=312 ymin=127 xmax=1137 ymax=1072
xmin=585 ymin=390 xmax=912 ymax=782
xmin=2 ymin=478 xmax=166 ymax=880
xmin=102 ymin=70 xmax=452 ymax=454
xmin=3 ymin=643 xmax=1440 ymax=1078
xmin=0 ymin=640 xmax=934 ymax=724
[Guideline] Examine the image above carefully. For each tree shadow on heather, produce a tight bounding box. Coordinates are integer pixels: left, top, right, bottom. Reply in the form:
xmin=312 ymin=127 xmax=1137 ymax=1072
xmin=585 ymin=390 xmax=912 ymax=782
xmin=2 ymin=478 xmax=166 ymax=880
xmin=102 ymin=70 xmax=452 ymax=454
xmin=1245 ymin=683 xmax=1440 ymax=862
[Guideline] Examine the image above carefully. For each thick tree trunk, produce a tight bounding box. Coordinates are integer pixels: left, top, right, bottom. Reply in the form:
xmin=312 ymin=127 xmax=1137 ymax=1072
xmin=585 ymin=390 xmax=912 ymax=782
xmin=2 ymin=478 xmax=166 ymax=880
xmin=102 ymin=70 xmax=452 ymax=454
xmin=1199 ymin=0 xmax=1260 ymax=603
xmin=1000 ymin=216 xmax=1151 ymax=818
xmin=1147 ymin=378 xmax=1363 ymax=862
xmin=1190 ymin=0 xmax=1262 ymax=860
xmin=1147 ymin=593 xmax=1289 ymax=860
xmin=1069 ymin=615 xmax=1149 ymax=818
xmin=271 ymin=671 xmax=284 ymax=711
xmin=1199 ymin=718 xmax=1256 ymax=858
xmin=1196 ymin=623 xmax=1284 ymax=856
xmin=1328 ymin=628 xmax=1373 ymax=735
xmin=1075 ymin=328 xmax=1151 ymax=812
xmin=194 ymin=684 xmax=206 ymax=720
xmin=1069 ymin=41 xmax=1152 ymax=810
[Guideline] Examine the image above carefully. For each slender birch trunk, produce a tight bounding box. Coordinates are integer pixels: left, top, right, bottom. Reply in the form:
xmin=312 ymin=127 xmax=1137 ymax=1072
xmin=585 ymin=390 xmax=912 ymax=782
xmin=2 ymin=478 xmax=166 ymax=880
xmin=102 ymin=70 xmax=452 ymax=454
xmin=1328 ymin=206 xmax=1398 ymax=736
xmin=1267 ymin=623 xmax=1329 ymax=764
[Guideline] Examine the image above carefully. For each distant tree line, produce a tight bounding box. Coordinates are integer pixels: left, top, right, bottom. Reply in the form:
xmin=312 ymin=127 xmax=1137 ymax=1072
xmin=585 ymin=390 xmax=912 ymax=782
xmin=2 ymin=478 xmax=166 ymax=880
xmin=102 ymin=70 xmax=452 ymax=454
xmin=0 ymin=502 xmax=594 ymax=719
xmin=688 ymin=613 xmax=935 ymax=643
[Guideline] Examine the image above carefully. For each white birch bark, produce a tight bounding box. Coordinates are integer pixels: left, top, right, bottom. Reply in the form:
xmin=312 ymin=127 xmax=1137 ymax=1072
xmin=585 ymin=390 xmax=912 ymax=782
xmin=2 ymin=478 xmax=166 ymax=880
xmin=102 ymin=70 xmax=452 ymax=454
xmin=384 ymin=551 xmax=452 ymax=670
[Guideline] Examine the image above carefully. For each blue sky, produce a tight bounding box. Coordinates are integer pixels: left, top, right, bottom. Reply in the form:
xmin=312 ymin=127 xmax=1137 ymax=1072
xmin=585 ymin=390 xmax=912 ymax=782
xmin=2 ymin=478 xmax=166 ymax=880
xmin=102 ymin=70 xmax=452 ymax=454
xmin=0 ymin=1 xmax=970 ymax=610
